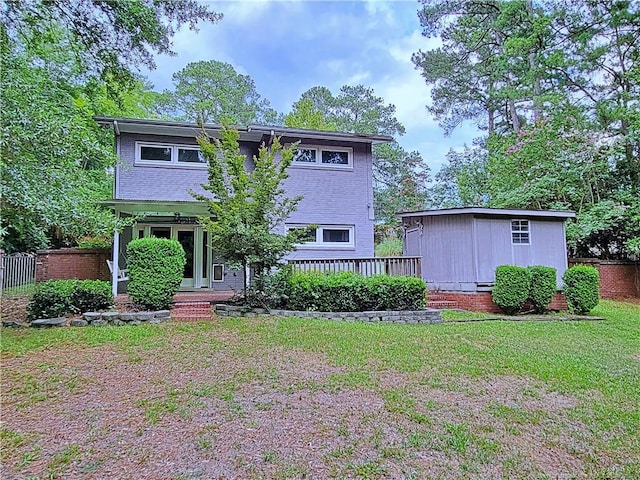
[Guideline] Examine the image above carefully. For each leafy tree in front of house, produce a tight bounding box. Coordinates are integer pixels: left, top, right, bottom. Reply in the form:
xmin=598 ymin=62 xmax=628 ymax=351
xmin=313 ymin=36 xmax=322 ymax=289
xmin=193 ymin=126 xmax=310 ymax=297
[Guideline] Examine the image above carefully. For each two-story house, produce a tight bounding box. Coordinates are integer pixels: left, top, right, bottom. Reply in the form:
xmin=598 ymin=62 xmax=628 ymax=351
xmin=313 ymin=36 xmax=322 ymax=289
xmin=95 ymin=117 xmax=391 ymax=295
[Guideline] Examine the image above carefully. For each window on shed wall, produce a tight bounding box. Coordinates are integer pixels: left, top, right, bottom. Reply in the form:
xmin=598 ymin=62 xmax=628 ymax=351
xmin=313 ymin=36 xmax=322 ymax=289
xmin=511 ymin=219 xmax=530 ymax=244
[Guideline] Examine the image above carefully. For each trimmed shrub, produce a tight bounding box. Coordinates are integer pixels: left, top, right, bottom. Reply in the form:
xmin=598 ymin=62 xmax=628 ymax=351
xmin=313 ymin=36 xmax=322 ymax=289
xmin=27 ymin=280 xmax=76 ymax=320
xmin=27 ymin=279 xmax=113 ymax=320
xmin=563 ymin=265 xmax=600 ymax=314
xmin=285 ymin=272 xmax=426 ymax=312
xmin=528 ymin=265 xmax=557 ymax=313
xmin=492 ymin=265 xmax=531 ymax=315
xmin=70 ymin=280 xmax=113 ymax=313
xmin=247 ymin=266 xmax=292 ymax=309
xmin=127 ymin=238 xmax=186 ymax=310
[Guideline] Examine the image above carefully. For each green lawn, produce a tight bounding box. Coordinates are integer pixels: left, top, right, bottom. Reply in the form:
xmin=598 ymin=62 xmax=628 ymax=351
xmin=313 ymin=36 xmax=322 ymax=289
xmin=1 ymin=300 xmax=639 ymax=479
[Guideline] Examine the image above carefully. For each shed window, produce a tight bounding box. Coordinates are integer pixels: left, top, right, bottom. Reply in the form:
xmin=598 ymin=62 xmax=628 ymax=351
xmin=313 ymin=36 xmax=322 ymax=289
xmin=511 ymin=220 xmax=530 ymax=244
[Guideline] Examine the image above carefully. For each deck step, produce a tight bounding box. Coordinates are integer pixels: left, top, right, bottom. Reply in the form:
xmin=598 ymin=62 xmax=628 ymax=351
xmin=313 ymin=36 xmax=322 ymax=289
xmin=171 ymin=301 xmax=212 ymax=320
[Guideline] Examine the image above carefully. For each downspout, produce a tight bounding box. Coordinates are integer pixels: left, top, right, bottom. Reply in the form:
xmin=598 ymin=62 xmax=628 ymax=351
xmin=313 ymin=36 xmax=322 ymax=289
xmin=112 ymin=120 xmax=121 ymax=298
xmin=112 ymin=215 xmax=120 ymax=298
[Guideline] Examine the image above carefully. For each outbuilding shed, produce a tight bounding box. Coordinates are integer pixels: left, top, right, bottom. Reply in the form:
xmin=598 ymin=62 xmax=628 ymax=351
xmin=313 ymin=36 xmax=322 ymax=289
xmin=400 ymin=208 xmax=575 ymax=292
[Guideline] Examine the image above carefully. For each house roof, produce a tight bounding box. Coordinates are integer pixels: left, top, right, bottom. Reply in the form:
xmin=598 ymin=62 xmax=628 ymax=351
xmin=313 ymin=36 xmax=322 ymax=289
xmin=398 ymin=207 xmax=576 ymax=219
xmin=94 ymin=116 xmax=393 ymax=145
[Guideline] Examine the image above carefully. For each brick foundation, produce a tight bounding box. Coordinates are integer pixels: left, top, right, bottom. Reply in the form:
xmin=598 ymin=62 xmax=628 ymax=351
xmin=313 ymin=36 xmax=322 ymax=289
xmin=569 ymin=258 xmax=640 ymax=299
xmin=435 ymin=292 xmax=568 ymax=314
xmin=36 ymin=248 xmax=111 ymax=282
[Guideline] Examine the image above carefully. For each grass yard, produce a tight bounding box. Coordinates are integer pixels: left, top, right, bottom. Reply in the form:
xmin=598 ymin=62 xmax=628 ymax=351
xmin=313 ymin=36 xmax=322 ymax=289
xmin=1 ymin=300 xmax=639 ymax=479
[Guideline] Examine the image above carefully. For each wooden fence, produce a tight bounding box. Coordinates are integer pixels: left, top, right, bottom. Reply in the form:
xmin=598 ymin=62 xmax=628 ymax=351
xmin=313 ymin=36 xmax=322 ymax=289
xmin=288 ymin=256 xmax=422 ymax=278
xmin=0 ymin=252 xmax=36 ymax=294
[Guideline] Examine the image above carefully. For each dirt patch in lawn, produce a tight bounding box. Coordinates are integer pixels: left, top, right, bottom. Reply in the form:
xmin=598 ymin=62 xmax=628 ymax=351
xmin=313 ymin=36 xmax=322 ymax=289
xmin=0 ymin=322 xmax=617 ymax=479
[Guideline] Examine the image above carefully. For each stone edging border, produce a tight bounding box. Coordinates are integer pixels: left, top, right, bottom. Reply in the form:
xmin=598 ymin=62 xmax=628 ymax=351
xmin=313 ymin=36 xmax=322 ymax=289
xmin=214 ymin=304 xmax=443 ymax=324
xmin=20 ymin=310 xmax=172 ymax=328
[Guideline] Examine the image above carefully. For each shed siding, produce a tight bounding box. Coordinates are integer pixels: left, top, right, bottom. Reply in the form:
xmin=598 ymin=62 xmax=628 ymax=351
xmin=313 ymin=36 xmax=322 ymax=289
xmin=475 ymin=217 xmax=568 ymax=287
xmin=530 ymin=220 xmax=568 ymax=287
xmin=474 ymin=218 xmax=512 ymax=283
xmin=404 ymin=228 xmax=421 ymax=257
xmin=420 ymin=215 xmax=475 ymax=288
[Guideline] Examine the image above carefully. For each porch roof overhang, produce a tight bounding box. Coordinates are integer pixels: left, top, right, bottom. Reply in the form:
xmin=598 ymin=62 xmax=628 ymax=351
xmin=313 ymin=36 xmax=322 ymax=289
xmin=101 ymin=199 xmax=211 ymax=216
xmin=398 ymin=207 xmax=576 ymax=220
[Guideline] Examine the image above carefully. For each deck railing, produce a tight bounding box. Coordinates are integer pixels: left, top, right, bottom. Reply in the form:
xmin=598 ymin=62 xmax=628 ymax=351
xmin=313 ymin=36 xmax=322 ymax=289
xmin=1 ymin=252 xmax=36 ymax=294
xmin=288 ymin=256 xmax=421 ymax=278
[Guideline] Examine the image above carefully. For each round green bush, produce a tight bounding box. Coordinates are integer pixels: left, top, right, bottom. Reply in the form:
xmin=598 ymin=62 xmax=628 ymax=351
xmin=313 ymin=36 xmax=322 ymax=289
xmin=563 ymin=265 xmax=599 ymax=314
xmin=127 ymin=238 xmax=186 ymax=310
xmin=492 ymin=265 xmax=531 ymax=315
xmin=27 ymin=280 xmax=76 ymax=320
xmin=27 ymin=279 xmax=113 ymax=320
xmin=528 ymin=265 xmax=557 ymax=313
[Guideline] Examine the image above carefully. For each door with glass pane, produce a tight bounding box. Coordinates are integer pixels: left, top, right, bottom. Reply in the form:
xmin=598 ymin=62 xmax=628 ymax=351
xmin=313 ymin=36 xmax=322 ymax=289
xmin=176 ymin=228 xmax=195 ymax=287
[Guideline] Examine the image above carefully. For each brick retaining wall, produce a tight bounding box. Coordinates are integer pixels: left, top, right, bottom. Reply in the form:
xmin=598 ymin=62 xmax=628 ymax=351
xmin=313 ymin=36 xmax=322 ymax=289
xmin=569 ymin=258 xmax=640 ymax=299
xmin=436 ymin=292 xmax=568 ymax=314
xmin=36 ymin=248 xmax=111 ymax=282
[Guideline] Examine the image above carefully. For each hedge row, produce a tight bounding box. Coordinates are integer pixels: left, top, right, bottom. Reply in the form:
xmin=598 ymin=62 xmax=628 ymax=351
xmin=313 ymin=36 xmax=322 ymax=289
xmin=27 ymin=280 xmax=113 ymax=320
xmin=249 ymin=270 xmax=426 ymax=312
xmin=492 ymin=264 xmax=599 ymax=315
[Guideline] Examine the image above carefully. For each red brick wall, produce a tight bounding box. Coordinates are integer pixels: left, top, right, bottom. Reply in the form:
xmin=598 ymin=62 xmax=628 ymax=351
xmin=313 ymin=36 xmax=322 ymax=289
xmin=569 ymin=259 xmax=640 ymax=299
xmin=36 ymin=248 xmax=111 ymax=282
xmin=438 ymin=292 xmax=568 ymax=314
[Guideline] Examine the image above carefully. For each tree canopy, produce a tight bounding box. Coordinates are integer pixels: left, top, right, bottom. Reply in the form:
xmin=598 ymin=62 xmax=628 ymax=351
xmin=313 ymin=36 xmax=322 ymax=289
xmin=416 ymin=0 xmax=640 ymax=258
xmin=157 ymin=60 xmax=278 ymax=125
xmin=1 ymin=0 xmax=220 ymax=252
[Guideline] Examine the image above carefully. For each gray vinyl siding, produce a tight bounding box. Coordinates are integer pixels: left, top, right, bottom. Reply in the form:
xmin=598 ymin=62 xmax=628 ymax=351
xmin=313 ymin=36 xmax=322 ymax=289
xmin=420 ymin=215 xmax=476 ymax=290
xmin=116 ymin=133 xmax=255 ymax=202
xmin=407 ymin=213 xmax=570 ymax=291
xmin=281 ymin=142 xmax=375 ymax=259
xmin=115 ymin=133 xmax=375 ymax=259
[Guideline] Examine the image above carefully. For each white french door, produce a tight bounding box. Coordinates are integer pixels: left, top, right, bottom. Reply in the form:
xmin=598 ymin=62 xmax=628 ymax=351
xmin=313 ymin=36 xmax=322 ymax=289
xmin=137 ymin=224 xmax=209 ymax=288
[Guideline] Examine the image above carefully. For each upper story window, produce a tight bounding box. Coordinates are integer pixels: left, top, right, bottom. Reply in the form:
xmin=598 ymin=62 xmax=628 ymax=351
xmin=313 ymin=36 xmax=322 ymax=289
xmin=511 ymin=219 xmax=530 ymax=244
xmin=292 ymin=145 xmax=352 ymax=169
xmin=286 ymin=224 xmax=355 ymax=248
xmin=136 ymin=142 xmax=206 ymax=166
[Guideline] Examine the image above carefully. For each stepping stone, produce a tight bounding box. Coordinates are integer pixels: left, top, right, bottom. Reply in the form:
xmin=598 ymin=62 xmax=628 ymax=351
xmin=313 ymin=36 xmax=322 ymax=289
xmin=31 ymin=317 xmax=66 ymax=328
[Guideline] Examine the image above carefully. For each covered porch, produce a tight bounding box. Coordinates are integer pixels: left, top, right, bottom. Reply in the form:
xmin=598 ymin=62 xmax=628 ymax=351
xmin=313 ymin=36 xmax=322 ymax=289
xmin=104 ymin=199 xmax=243 ymax=297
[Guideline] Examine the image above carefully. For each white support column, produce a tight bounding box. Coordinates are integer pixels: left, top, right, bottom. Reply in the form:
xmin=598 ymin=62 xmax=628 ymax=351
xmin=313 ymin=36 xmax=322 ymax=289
xmin=112 ymin=228 xmax=120 ymax=297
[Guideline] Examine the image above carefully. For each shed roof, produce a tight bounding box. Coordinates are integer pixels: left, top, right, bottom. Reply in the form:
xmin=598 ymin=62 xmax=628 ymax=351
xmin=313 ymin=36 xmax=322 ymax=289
xmin=94 ymin=116 xmax=393 ymax=145
xmin=398 ymin=207 xmax=575 ymax=219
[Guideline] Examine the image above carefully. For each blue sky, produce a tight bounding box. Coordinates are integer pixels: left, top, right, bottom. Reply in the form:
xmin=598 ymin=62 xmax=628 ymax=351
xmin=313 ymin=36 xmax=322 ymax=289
xmin=144 ymin=0 xmax=481 ymax=172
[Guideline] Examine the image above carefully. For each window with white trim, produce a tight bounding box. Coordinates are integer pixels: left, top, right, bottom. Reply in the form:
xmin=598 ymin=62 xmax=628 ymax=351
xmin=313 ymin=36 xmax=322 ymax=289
xmin=511 ymin=219 xmax=530 ymax=244
xmin=136 ymin=142 xmax=206 ymax=166
xmin=212 ymin=264 xmax=224 ymax=282
xmin=287 ymin=225 xmax=355 ymax=248
xmin=292 ymin=145 xmax=352 ymax=168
